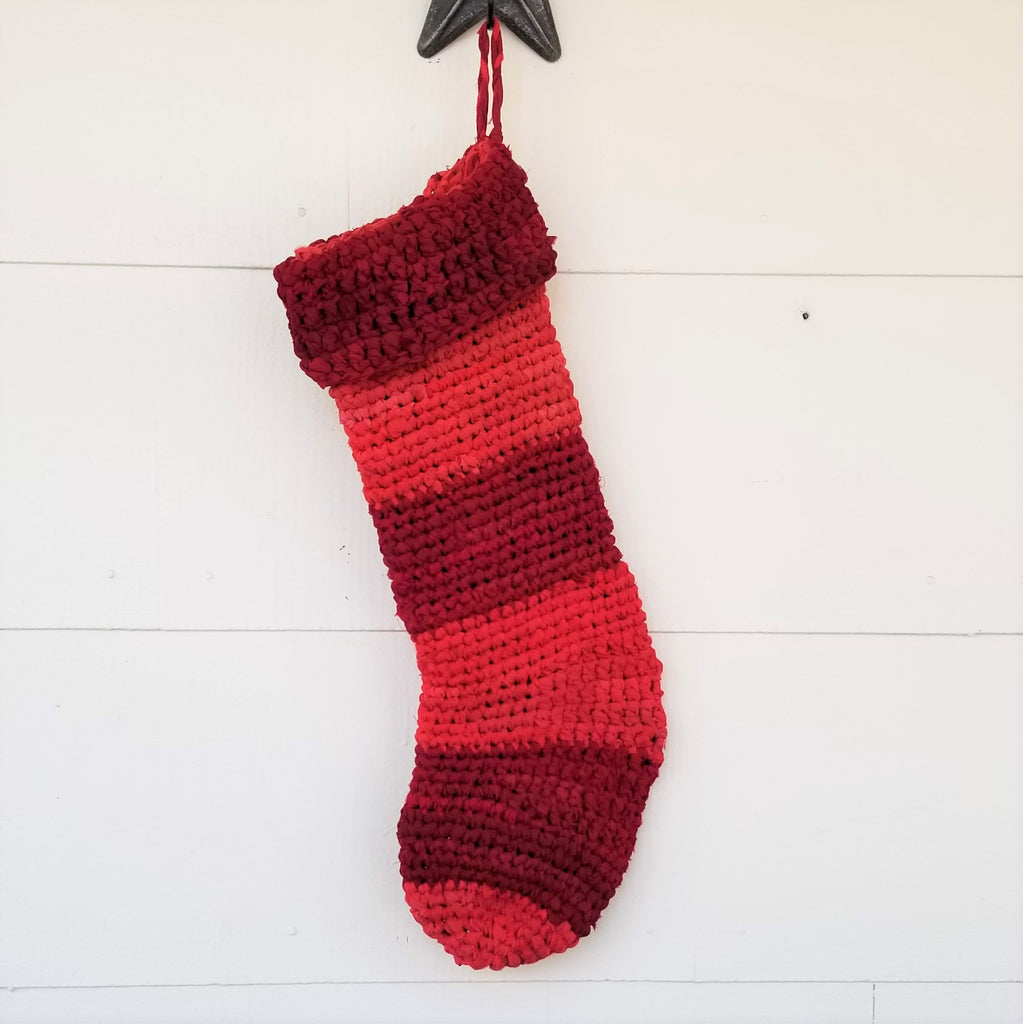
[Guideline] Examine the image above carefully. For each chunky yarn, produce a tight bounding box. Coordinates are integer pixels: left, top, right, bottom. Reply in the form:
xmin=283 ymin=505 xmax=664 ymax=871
xmin=273 ymin=20 xmax=666 ymax=969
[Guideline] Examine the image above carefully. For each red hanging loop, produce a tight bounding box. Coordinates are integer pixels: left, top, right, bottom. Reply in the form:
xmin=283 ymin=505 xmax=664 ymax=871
xmin=476 ymin=22 xmax=490 ymax=142
xmin=476 ymin=19 xmax=504 ymax=143
xmin=490 ymin=18 xmax=504 ymax=142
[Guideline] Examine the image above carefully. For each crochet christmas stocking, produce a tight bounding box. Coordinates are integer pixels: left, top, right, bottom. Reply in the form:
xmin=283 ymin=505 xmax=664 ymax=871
xmin=273 ymin=21 xmax=666 ymax=970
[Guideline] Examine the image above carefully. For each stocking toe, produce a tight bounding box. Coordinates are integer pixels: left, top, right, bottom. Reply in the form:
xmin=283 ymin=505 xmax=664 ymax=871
xmin=403 ymin=879 xmax=578 ymax=970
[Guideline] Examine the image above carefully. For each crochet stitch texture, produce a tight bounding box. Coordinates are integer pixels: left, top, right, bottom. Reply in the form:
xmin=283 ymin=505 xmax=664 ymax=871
xmin=273 ymin=21 xmax=666 ymax=970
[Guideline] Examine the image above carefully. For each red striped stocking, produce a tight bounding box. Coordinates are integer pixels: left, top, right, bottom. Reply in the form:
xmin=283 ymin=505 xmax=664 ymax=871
xmin=273 ymin=19 xmax=667 ymax=970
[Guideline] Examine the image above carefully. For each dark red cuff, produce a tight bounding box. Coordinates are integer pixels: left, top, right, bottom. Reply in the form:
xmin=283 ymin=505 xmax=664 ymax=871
xmin=273 ymin=137 xmax=557 ymax=389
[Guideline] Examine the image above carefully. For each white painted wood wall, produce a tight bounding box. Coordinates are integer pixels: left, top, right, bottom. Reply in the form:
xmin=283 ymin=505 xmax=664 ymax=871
xmin=1 ymin=1 xmax=1021 ymax=1021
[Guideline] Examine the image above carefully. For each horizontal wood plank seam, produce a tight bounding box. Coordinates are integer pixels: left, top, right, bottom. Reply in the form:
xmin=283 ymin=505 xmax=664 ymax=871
xmin=4 ymin=980 xmax=1019 ymax=992
xmin=1 ymin=260 xmax=1022 ymax=280
xmin=1 ymin=628 xmax=1019 ymax=638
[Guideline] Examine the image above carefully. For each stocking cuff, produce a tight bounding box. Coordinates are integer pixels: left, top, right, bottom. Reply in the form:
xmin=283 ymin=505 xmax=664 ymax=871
xmin=273 ymin=137 xmax=557 ymax=388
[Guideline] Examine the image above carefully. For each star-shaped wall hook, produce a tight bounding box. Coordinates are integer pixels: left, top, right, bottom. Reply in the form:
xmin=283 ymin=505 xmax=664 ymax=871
xmin=418 ymin=0 xmax=561 ymax=61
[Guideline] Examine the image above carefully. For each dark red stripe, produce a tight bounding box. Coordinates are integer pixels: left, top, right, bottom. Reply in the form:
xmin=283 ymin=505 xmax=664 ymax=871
xmin=397 ymin=743 xmax=661 ymax=937
xmin=273 ymin=140 xmax=556 ymax=388
xmin=370 ymin=428 xmax=622 ymax=635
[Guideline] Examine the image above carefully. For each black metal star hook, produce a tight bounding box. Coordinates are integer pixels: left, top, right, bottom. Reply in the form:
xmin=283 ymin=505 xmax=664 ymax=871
xmin=418 ymin=0 xmax=561 ymax=62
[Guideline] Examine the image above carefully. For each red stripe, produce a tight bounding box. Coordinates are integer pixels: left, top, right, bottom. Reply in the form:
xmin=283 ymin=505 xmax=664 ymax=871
xmin=329 ymin=288 xmax=580 ymax=507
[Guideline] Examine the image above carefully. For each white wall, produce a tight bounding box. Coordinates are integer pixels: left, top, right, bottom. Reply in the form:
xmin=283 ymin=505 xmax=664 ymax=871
xmin=1 ymin=1 xmax=1021 ymax=1022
